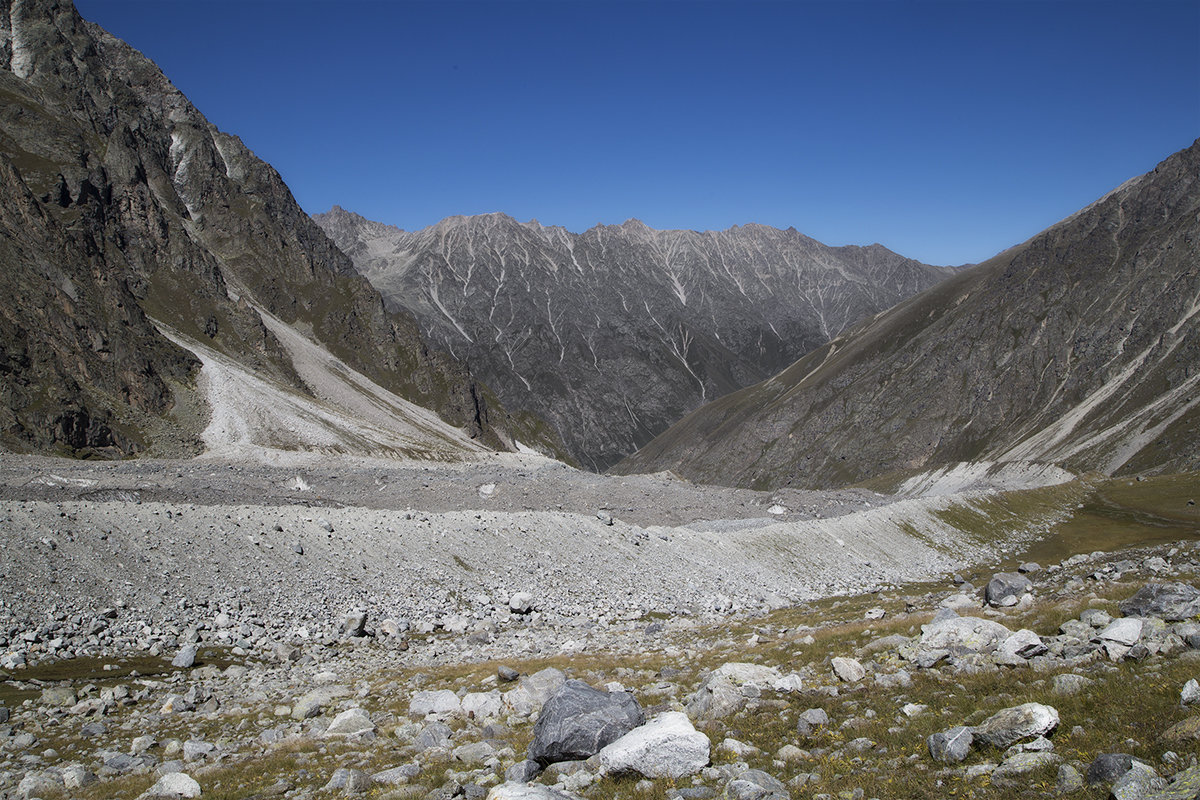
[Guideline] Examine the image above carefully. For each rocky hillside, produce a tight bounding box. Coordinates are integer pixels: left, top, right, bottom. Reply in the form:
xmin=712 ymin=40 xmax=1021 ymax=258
xmin=0 ymin=0 xmax=556 ymax=459
xmin=315 ymin=209 xmax=953 ymax=470
xmin=618 ymin=140 xmax=1200 ymax=489
xmin=2 ymin=453 xmax=1200 ymax=799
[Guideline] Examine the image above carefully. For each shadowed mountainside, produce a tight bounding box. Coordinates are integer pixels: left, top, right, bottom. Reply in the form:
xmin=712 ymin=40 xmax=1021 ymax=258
xmin=0 ymin=0 xmax=562 ymax=458
xmin=617 ymin=140 xmax=1200 ymax=489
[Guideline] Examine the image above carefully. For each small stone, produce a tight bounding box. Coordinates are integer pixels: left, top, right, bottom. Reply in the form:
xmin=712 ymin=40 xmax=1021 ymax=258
xmin=927 ymin=726 xmax=973 ymax=763
xmin=509 ymin=592 xmax=536 ymax=614
xmin=831 ymin=657 xmax=866 ymax=683
xmin=498 ymin=665 xmax=520 ymax=682
xmin=1057 ymin=764 xmax=1084 ymax=793
xmin=985 ymin=572 xmax=1033 ymax=607
xmin=324 ymin=708 xmax=375 ymax=738
xmin=171 ymin=645 xmax=197 ymax=669
xmin=344 ymin=611 xmax=367 ymax=637
xmin=323 ymin=768 xmax=371 ymax=794
xmin=971 ymin=703 xmax=1058 ymax=748
xmin=1086 ymin=753 xmax=1134 ymax=785
xmin=1052 ymin=673 xmax=1093 ymax=696
xmin=1184 ymin=680 xmax=1200 ymax=706
xmin=143 ymin=772 xmax=202 ymax=798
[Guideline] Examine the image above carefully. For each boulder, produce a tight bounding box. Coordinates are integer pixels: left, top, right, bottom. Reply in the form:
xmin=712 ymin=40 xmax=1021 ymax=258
xmin=795 ymin=707 xmax=830 ymax=736
xmin=1051 ymin=673 xmax=1093 ymax=696
xmin=343 ymin=611 xmax=367 ymax=637
xmin=927 ymin=727 xmax=973 ymax=763
xmin=509 ymin=592 xmax=536 ymax=614
xmin=142 ymin=772 xmax=201 ymax=798
xmin=995 ymin=629 xmax=1047 ymax=664
xmin=599 ymin=711 xmax=710 ymax=779
xmin=1111 ymin=763 xmax=1162 ymax=800
xmin=322 ymin=768 xmax=371 ymax=794
xmin=1120 ymin=583 xmax=1200 ymax=621
xmin=462 ymin=690 xmax=503 ymax=720
xmin=291 ymin=685 xmax=351 ymax=720
xmin=171 ymin=645 xmax=197 ymax=669
xmin=724 ymin=768 xmax=788 ymax=800
xmin=917 ymin=613 xmax=1014 ymax=659
xmin=486 ymin=783 xmax=580 ymax=800
xmin=324 ymin=708 xmax=375 ymax=738
xmin=528 ymin=680 xmax=644 ymax=766
xmin=1086 ymin=753 xmax=1134 ymax=786
xmin=410 ymin=689 xmax=461 ymax=717
xmin=686 ymin=662 xmax=782 ymax=720
xmin=831 ymin=657 xmax=866 ymax=683
xmin=985 ymin=572 xmax=1033 ymax=606
xmin=991 ymin=751 xmax=1061 ymax=779
xmin=971 ymin=703 xmax=1058 ymax=748
xmin=16 ymin=771 xmax=64 ymax=800
xmin=1099 ymin=618 xmax=1144 ymax=646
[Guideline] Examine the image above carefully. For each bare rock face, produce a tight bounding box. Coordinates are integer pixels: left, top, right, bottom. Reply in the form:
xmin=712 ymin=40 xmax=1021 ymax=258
xmin=315 ymin=208 xmax=953 ymax=470
xmin=617 ymin=140 xmax=1200 ymax=488
xmin=0 ymin=0 xmax=545 ymax=457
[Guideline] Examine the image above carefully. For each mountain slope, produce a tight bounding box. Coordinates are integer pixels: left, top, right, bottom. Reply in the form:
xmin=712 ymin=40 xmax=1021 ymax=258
xmin=0 ymin=0 xmax=555 ymax=458
xmin=617 ymin=140 xmax=1200 ymax=489
xmin=315 ymin=209 xmax=953 ymax=469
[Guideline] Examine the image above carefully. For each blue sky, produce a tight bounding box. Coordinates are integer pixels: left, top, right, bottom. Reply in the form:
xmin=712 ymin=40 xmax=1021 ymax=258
xmin=76 ymin=0 xmax=1199 ymax=266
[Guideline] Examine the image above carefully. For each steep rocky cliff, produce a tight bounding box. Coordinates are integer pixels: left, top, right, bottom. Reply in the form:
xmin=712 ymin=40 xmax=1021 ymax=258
xmin=316 ymin=209 xmax=953 ymax=469
xmin=618 ymin=140 xmax=1200 ymax=488
xmin=0 ymin=0 xmax=554 ymax=457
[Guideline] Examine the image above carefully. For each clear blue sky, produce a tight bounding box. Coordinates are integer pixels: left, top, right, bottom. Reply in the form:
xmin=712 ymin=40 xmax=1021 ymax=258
xmin=75 ymin=0 xmax=1199 ymax=266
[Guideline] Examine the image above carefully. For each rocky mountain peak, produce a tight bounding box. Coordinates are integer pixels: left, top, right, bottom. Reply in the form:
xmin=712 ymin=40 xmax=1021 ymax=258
xmin=316 ymin=209 xmax=955 ymax=469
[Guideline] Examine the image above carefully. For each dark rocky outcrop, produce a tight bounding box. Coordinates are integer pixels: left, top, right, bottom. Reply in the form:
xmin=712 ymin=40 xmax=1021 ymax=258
xmin=527 ymin=680 xmax=644 ymax=766
xmin=316 ymin=208 xmax=953 ymax=470
xmin=618 ymin=140 xmax=1200 ymax=488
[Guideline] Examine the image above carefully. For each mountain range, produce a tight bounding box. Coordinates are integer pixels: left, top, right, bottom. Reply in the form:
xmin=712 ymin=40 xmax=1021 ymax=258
xmin=2 ymin=0 xmax=1196 ymax=496
xmin=618 ymin=140 xmax=1200 ymax=488
xmin=315 ymin=209 xmax=953 ymax=469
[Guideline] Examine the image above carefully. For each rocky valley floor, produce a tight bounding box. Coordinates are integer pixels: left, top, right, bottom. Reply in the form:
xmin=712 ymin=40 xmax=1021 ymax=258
xmin=0 ymin=455 xmax=1198 ymax=800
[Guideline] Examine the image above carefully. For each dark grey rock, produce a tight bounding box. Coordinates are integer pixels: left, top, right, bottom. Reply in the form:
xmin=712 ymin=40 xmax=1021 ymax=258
xmin=928 ymin=726 xmax=973 ymax=763
xmin=528 ymin=679 xmax=645 ymax=766
xmin=724 ymin=769 xmax=788 ymax=800
xmin=505 ymin=759 xmax=543 ymax=782
xmin=1120 ymin=584 xmax=1200 ymax=622
xmin=1086 ymin=753 xmax=1134 ymax=786
xmin=498 ymin=665 xmax=520 ymax=682
xmin=985 ymin=572 xmax=1033 ymax=606
xmin=796 ymin=707 xmax=830 ymax=736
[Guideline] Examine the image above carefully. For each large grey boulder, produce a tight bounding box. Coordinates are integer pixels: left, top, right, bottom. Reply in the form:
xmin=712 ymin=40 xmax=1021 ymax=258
xmin=324 ymin=708 xmax=375 ymax=738
xmin=410 ymin=689 xmax=461 ymax=717
xmin=599 ymin=711 xmax=711 ymax=779
xmin=927 ymin=726 xmax=973 ymax=763
xmin=1120 ymin=583 xmax=1200 ymax=621
xmin=971 ymin=703 xmax=1059 ymax=748
xmin=916 ymin=613 xmax=1013 ymax=661
xmin=486 ymin=783 xmax=580 ymax=800
xmin=985 ymin=572 xmax=1033 ymax=607
xmin=141 ymin=772 xmax=201 ymax=798
xmin=528 ymin=680 xmax=644 ymax=766
xmin=995 ymin=629 xmax=1047 ymax=665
